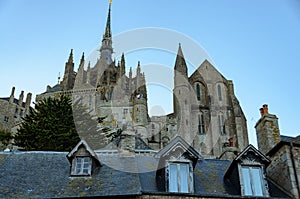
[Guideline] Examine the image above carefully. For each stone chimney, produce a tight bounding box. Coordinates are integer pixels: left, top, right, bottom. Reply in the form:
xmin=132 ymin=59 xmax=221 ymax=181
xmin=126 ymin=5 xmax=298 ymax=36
xmin=18 ymin=91 xmax=24 ymax=107
xmin=25 ymin=93 xmax=32 ymax=108
xmin=118 ymin=125 xmax=136 ymax=157
xmin=255 ymin=104 xmax=281 ymax=154
xmin=9 ymin=87 xmax=15 ymax=103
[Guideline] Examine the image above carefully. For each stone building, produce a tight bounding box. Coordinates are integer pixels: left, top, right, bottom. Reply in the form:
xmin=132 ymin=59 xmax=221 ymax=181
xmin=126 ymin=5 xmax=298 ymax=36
xmin=140 ymin=42 xmax=249 ymax=157
xmin=36 ymin=2 xmax=149 ymax=147
xmin=255 ymin=104 xmax=300 ymax=198
xmin=0 ymin=87 xmax=32 ymax=133
xmin=35 ymin=1 xmax=248 ymax=158
xmin=1 ymin=1 xmax=298 ymax=198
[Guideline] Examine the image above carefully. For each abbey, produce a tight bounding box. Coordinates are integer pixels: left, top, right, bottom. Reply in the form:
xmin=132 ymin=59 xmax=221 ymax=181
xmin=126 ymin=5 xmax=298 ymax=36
xmin=1 ymin=2 xmax=299 ymax=199
xmin=36 ymin=2 xmax=248 ymax=158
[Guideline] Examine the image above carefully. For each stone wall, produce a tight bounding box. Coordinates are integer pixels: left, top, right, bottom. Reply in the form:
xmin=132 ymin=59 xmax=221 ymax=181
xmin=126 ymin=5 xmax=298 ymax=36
xmin=267 ymin=144 xmax=299 ymax=198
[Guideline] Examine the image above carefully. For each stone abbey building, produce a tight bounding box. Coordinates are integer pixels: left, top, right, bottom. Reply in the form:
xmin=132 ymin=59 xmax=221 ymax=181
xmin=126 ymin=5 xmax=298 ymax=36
xmin=36 ymin=2 xmax=248 ymax=158
xmin=1 ymin=1 xmax=299 ymax=199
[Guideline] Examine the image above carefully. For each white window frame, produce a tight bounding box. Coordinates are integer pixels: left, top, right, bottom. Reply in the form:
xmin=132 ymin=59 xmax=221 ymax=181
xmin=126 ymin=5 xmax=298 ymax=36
xmin=167 ymin=161 xmax=194 ymax=193
xmin=72 ymin=156 xmax=92 ymax=176
xmin=239 ymin=165 xmax=268 ymax=197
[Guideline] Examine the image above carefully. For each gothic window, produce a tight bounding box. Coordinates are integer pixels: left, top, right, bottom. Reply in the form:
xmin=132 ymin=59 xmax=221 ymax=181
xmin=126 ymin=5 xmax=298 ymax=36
xmin=167 ymin=162 xmax=193 ymax=193
xmin=218 ymin=113 xmax=225 ymax=135
xmin=240 ymin=166 xmax=265 ymax=197
xmin=73 ymin=157 xmax=91 ymax=176
xmin=198 ymin=114 xmax=205 ymax=134
xmin=217 ymin=84 xmax=222 ymax=101
xmin=89 ymin=95 xmax=92 ymax=109
xmin=152 ymin=123 xmax=155 ymax=129
xmin=196 ymin=83 xmax=201 ymax=101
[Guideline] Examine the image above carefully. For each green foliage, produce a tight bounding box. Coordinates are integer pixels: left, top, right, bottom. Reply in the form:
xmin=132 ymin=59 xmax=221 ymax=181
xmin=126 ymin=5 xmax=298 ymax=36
xmin=0 ymin=129 xmax=13 ymax=150
xmin=14 ymin=95 xmax=80 ymax=151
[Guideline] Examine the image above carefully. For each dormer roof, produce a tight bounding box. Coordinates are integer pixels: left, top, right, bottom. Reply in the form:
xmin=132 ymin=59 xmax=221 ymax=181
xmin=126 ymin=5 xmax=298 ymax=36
xmin=225 ymin=144 xmax=270 ymax=178
xmin=156 ymin=136 xmax=201 ymax=168
xmin=66 ymin=139 xmax=100 ymax=164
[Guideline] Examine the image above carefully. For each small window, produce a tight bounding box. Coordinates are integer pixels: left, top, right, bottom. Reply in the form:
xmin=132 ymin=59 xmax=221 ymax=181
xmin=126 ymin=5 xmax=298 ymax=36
xmin=218 ymin=114 xmax=225 ymax=135
xmin=196 ymin=84 xmax=201 ymax=101
xmin=168 ymin=162 xmax=192 ymax=193
xmin=74 ymin=157 xmax=91 ymax=175
xmin=241 ymin=166 xmax=264 ymax=196
xmin=217 ymin=84 xmax=222 ymax=101
xmin=198 ymin=114 xmax=205 ymax=134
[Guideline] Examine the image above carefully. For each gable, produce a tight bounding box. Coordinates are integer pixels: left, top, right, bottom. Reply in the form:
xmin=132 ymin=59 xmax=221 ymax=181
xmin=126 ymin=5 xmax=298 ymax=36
xmin=156 ymin=136 xmax=201 ymax=169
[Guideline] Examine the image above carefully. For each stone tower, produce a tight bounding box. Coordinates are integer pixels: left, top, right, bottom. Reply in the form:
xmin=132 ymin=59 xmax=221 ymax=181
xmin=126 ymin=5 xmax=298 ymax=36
xmin=173 ymin=44 xmax=192 ymax=142
xmin=255 ymin=104 xmax=281 ymax=154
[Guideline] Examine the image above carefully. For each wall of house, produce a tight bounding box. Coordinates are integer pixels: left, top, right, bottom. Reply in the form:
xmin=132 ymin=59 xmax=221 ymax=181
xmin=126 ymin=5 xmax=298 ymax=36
xmin=267 ymin=144 xmax=300 ymax=198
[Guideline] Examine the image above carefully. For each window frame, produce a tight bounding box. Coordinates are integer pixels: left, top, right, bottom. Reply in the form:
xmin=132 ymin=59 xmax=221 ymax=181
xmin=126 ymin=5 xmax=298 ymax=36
xmin=166 ymin=161 xmax=194 ymax=193
xmin=239 ymin=164 xmax=268 ymax=197
xmin=198 ymin=114 xmax=205 ymax=134
xmin=72 ymin=156 xmax=92 ymax=176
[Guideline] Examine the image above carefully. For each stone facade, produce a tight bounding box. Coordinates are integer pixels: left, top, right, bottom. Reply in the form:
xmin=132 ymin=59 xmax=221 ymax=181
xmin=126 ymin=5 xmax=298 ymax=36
xmin=0 ymin=87 xmax=32 ymax=133
xmin=255 ymin=104 xmax=300 ymax=199
xmin=148 ymin=45 xmax=249 ymax=158
xmin=35 ymin=2 xmax=248 ymax=158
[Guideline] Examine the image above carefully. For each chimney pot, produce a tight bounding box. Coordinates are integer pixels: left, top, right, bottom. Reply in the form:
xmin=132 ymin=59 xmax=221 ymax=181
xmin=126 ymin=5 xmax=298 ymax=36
xmin=263 ymin=104 xmax=268 ymax=115
xmin=260 ymin=108 xmax=264 ymax=117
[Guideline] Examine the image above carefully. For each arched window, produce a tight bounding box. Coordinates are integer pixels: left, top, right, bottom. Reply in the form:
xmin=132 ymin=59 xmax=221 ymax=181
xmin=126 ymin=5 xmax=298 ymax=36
xmin=217 ymin=84 xmax=222 ymax=101
xmin=218 ymin=113 xmax=225 ymax=135
xmin=196 ymin=84 xmax=201 ymax=101
xmin=198 ymin=114 xmax=205 ymax=134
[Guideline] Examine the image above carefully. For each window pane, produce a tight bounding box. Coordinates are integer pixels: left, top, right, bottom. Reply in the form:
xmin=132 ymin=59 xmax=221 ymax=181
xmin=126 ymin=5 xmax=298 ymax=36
xmin=180 ymin=164 xmax=189 ymax=193
xmin=241 ymin=167 xmax=252 ymax=195
xmin=169 ymin=164 xmax=178 ymax=192
xmin=252 ymin=168 xmax=263 ymax=196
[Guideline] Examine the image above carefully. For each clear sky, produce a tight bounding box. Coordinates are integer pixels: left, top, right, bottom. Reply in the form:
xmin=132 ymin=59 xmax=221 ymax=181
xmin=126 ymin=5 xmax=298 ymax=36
xmin=0 ymin=0 xmax=299 ymax=146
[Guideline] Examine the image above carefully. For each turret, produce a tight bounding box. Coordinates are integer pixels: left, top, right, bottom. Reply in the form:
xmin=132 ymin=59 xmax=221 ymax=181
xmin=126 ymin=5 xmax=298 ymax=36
xmin=62 ymin=49 xmax=75 ymax=90
xmin=173 ymin=44 xmax=191 ymax=141
xmin=74 ymin=52 xmax=85 ymax=88
xmin=86 ymin=61 xmax=91 ymax=84
xmin=120 ymin=53 xmax=125 ymax=76
xmin=255 ymin=104 xmax=281 ymax=155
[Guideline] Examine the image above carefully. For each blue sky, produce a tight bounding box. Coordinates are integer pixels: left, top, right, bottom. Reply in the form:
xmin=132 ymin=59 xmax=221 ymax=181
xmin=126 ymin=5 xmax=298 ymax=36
xmin=0 ymin=0 xmax=299 ymax=146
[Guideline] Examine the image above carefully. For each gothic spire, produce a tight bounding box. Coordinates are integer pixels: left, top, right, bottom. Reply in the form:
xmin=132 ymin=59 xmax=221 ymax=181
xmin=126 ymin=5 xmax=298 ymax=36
xmin=79 ymin=52 xmax=85 ymax=68
xmin=68 ymin=49 xmax=73 ymax=63
xmin=174 ymin=43 xmax=188 ymax=76
xmin=103 ymin=1 xmax=112 ymax=39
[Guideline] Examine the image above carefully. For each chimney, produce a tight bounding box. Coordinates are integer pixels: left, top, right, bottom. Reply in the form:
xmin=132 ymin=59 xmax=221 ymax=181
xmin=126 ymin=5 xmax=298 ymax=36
xmin=25 ymin=93 xmax=32 ymax=108
xmin=255 ymin=104 xmax=281 ymax=154
xmin=263 ymin=104 xmax=268 ymax=115
xmin=18 ymin=91 xmax=24 ymax=107
xmin=9 ymin=87 xmax=15 ymax=103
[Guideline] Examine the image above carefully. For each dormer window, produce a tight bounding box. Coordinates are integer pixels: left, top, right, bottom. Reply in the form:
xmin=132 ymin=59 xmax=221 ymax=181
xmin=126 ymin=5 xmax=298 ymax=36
xmin=167 ymin=162 xmax=193 ymax=193
xmin=74 ymin=157 xmax=91 ymax=175
xmin=156 ymin=136 xmax=201 ymax=194
xmin=224 ymin=145 xmax=270 ymax=198
xmin=240 ymin=166 xmax=264 ymax=196
xmin=67 ymin=140 xmax=101 ymax=177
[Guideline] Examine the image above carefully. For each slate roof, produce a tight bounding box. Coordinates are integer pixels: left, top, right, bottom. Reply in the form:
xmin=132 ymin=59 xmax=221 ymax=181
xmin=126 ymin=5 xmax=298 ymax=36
xmin=0 ymin=151 xmax=291 ymax=199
